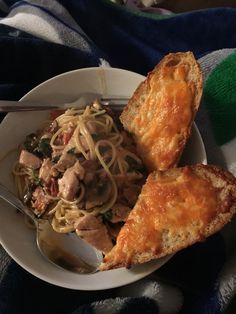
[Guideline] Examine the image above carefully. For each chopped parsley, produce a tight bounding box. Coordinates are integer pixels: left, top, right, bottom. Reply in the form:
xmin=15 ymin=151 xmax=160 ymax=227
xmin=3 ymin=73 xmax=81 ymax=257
xmin=103 ymin=209 xmax=112 ymax=221
xmin=23 ymin=133 xmax=38 ymax=153
xmin=33 ymin=138 xmax=52 ymax=158
xmin=31 ymin=170 xmax=41 ymax=186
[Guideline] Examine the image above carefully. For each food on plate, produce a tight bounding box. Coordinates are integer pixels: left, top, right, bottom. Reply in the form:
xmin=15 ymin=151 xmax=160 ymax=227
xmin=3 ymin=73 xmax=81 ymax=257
xmin=120 ymin=51 xmax=203 ymax=172
xmin=13 ymin=102 xmax=147 ymax=253
xmin=100 ymin=164 xmax=236 ymax=270
xmin=12 ymin=52 xmax=235 ymax=273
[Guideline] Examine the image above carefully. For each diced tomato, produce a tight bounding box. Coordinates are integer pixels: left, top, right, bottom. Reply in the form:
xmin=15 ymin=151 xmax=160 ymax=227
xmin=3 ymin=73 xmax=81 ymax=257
xmin=50 ymin=110 xmax=65 ymax=120
xmin=62 ymin=129 xmax=74 ymax=145
xmin=50 ymin=178 xmax=59 ymax=197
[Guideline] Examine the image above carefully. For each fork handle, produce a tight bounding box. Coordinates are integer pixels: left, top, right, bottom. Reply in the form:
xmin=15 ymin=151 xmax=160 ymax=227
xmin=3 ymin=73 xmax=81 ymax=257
xmin=0 ymin=98 xmax=128 ymax=112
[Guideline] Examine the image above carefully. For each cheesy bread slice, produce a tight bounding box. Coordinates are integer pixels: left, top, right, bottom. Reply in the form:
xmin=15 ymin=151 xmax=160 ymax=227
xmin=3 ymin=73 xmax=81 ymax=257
xmin=100 ymin=164 xmax=236 ymax=270
xmin=120 ymin=52 xmax=203 ymax=171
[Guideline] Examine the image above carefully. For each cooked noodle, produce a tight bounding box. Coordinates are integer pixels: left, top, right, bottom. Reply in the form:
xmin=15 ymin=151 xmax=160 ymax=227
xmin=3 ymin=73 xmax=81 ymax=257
xmin=12 ymin=101 xmax=146 ymax=249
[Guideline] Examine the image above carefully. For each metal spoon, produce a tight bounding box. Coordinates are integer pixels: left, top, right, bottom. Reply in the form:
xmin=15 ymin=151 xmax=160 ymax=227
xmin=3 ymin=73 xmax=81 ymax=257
xmin=0 ymin=183 xmax=103 ymax=274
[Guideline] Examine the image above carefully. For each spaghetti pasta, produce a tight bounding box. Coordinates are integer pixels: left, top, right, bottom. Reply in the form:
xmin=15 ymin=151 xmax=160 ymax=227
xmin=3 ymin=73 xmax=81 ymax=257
xmin=13 ymin=101 xmax=146 ymax=253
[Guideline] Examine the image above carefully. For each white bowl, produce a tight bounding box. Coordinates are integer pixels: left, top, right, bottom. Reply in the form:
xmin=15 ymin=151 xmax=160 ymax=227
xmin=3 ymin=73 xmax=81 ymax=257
xmin=0 ymin=67 xmax=207 ymax=290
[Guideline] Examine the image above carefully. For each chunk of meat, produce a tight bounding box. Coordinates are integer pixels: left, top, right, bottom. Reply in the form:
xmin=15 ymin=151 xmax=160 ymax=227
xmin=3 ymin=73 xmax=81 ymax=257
xmin=58 ymin=172 xmax=78 ymax=201
xmin=110 ymin=204 xmax=131 ymax=223
xmin=58 ymin=161 xmax=84 ymax=201
xmin=39 ymin=158 xmax=54 ymax=184
xmin=75 ymin=215 xmax=113 ymax=253
xmin=31 ymin=186 xmax=51 ymax=215
xmin=54 ymin=135 xmax=77 ymax=172
xmin=19 ymin=150 xmax=42 ymax=169
xmin=55 ymin=153 xmax=76 ymax=172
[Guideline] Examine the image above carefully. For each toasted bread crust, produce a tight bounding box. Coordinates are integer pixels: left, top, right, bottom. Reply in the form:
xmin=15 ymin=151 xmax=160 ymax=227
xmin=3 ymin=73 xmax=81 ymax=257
xmin=100 ymin=164 xmax=236 ymax=271
xmin=120 ymin=52 xmax=203 ymax=171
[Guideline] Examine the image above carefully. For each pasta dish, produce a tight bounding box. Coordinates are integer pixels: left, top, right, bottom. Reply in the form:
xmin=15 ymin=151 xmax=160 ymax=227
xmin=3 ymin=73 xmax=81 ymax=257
xmin=13 ymin=101 xmax=146 ymax=253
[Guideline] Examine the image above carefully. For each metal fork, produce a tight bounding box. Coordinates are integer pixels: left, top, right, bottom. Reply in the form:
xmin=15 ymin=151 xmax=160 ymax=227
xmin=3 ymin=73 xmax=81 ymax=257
xmin=0 ymin=94 xmax=130 ymax=112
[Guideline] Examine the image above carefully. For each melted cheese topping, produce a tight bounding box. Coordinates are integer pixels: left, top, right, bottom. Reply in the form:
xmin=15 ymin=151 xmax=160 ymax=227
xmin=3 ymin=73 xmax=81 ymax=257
xmin=111 ymin=167 xmax=219 ymax=266
xmin=130 ymin=63 xmax=194 ymax=171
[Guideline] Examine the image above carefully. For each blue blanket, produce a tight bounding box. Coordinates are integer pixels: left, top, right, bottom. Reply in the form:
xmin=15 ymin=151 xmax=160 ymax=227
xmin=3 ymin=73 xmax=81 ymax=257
xmin=1 ymin=1 xmax=236 ymax=313
xmin=0 ymin=0 xmax=236 ymax=102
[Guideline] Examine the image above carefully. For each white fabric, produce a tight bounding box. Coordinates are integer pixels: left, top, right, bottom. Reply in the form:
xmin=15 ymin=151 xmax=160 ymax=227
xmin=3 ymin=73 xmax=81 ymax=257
xmin=0 ymin=0 xmax=92 ymax=50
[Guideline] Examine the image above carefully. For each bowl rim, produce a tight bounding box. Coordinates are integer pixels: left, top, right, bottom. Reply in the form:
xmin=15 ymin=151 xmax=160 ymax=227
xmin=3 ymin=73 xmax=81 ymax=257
xmin=0 ymin=66 xmax=207 ymax=290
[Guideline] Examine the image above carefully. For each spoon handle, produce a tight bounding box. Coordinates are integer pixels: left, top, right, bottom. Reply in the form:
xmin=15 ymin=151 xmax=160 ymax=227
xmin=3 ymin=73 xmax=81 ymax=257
xmin=0 ymin=183 xmax=36 ymax=222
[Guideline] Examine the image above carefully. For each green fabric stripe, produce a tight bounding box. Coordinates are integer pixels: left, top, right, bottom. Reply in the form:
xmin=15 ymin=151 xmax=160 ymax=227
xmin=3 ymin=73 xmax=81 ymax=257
xmin=102 ymin=0 xmax=176 ymax=20
xmin=203 ymin=51 xmax=236 ymax=146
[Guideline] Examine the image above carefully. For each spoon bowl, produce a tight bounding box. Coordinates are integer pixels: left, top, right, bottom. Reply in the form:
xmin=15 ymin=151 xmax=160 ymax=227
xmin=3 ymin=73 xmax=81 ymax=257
xmin=0 ymin=183 xmax=103 ymax=274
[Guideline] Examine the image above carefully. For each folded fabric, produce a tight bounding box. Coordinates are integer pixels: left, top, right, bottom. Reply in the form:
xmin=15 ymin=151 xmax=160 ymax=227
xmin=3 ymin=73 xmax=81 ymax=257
xmin=1 ymin=0 xmax=236 ymax=100
xmin=0 ymin=1 xmax=236 ymax=314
